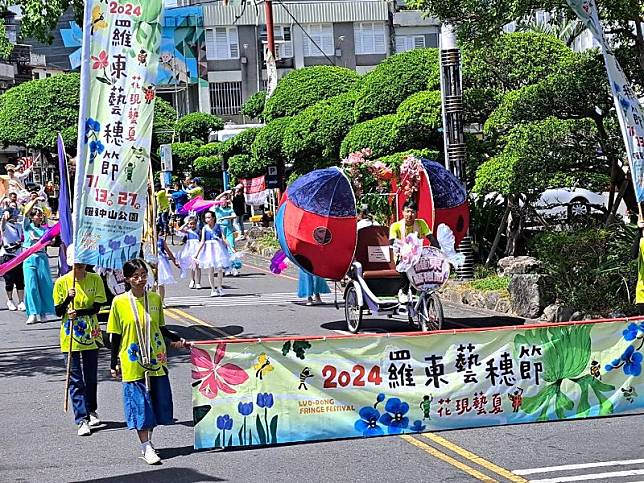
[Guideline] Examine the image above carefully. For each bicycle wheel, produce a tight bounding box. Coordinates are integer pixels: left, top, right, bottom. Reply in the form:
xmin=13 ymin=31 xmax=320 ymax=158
xmin=344 ymin=284 xmax=363 ymax=334
xmin=426 ymin=293 xmax=444 ymax=331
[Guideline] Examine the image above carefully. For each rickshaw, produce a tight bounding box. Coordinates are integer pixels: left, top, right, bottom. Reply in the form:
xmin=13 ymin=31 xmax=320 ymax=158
xmin=342 ymin=225 xmax=449 ymax=334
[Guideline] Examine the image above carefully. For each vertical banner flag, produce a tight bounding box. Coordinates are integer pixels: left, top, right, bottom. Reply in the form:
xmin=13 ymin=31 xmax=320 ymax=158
xmin=73 ymin=0 xmax=164 ymax=268
xmin=566 ymin=0 xmax=644 ymax=202
xmin=192 ymin=319 xmax=644 ymax=450
xmin=57 ymin=133 xmax=73 ymax=275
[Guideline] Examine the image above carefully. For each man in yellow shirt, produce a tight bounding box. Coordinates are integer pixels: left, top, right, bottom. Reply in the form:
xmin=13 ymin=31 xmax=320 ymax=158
xmin=155 ymin=185 xmax=170 ymax=237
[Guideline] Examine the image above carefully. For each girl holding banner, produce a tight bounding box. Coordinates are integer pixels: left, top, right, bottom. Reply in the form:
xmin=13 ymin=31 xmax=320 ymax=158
xmin=22 ymin=199 xmax=55 ymax=325
xmin=107 ymin=259 xmax=187 ymax=465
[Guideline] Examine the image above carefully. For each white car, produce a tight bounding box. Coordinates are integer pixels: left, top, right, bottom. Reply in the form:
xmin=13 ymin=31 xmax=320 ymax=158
xmin=533 ymin=188 xmax=627 ymax=222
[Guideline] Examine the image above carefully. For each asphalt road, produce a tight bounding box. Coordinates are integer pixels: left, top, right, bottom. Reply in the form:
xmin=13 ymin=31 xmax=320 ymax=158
xmin=0 ymin=251 xmax=642 ymax=482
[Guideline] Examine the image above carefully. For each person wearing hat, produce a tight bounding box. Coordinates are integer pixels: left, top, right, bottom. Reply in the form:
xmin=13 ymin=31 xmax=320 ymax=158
xmin=186 ymin=177 xmax=204 ymax=200
xmin=0 ymin=202 xmax=25 ymax=311
xmin=5 ymin=162 xmax=31 ymax=194
xmin=22 ymin=198 xmax=56 ymax=324
xmin=53 ymin=244 xmax=107 ymax=436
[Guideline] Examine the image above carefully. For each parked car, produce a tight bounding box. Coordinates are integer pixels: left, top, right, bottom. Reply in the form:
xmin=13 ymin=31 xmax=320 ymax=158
xmin=532 ymin=187 xmax=628 ymax=223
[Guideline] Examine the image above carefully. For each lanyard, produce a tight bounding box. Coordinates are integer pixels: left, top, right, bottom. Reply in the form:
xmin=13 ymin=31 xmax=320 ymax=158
xmin=128 ymin=291 xmax=152 ymax=389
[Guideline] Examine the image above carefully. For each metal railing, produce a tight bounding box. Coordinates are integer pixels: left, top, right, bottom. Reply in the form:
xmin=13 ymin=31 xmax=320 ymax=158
xmin=209 ymin=81 xmax=243 ymax=116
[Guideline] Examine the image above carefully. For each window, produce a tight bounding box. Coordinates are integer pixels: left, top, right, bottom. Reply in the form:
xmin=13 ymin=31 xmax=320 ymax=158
xmin=302 ymin=23 xmax=334 ymax=57
xmin=260 ymin=25 xmax=293 ymax=59
xmin=355 ymin=22 xmax=386 ymax=55
xmin=205 ymin=27 xmax=240 ymax=60
xmin=395 ymin=35 xmax=426 ymax=53
xmin=210 ymin=82 xmax=243 ymax=116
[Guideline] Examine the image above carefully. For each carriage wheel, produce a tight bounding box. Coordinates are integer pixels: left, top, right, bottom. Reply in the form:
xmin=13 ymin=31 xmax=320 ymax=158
xmin=345 ymin=285 xmax=363 ymax=334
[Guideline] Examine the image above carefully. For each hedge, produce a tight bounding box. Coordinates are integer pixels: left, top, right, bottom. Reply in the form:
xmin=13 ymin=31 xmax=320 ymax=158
xmin=283 ymin=91 xmax=357 ymax=173
xmin=175 ymin=112 xmax=224 ymax=143
xmin=241 ymin=91 xmax=267 ymax=120
xmin=393 ymin=90 xmax=442 ymax=149
xmin=263 ymin=65 xmax=360 ymax=121
xmin=353 ymin=48 xmax=440 ymax=122
xmin=378 ymin=148 xmax=442 ymax=172
xmin=220 ymin=127 xmax=262 ymax=162
xmin=227 ymin=153 xmax=270 ymax=180
xmin=251 ymin=116 xmax=294 ymax=172
xmin=198 ymin=142 xmax=221 ymax=157
xmin=340 ymin=114 xmax=400 ymax=159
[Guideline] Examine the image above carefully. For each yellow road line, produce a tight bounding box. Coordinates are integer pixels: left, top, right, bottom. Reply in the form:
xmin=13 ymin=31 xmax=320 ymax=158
xmin=421 ymin=433 xmax=528 ymax=483
xmin=400 ymin=435 xmax=497 ymax=482
xmin=165 ymin=307 xmax=234 ymax=339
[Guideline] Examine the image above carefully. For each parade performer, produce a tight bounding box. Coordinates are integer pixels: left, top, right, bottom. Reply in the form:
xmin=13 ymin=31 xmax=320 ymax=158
xmin=297 ymin=269 xmax=330 ymax=306
xmin=232 ymin=184 xmax=247 ymax=240
xmin=4 ymin=162 xmax=31 ymax=195
xmin=54 ymin=245 xmax=107 ymax=436
xmin=632 ymin=220 xmax=644 ymax=315
xmin=107 ymin=258 xmax=187 ymax=465
xmin=155 ymin=236 xmax=179 ymax=306
xmin=215 ymin=192 xmax=239 ymax=276
xmin=155 ymin=185 xmax=170 ymax=237
xmin=0 ymin=203 xmax=25 ymax=311
xmin=177 ymin=215 xmax=201 ymax=288
xmin=193 ymin=210 xmax=230 ymax=297
xmin=22 ymin=199 xmax=55 ymax=324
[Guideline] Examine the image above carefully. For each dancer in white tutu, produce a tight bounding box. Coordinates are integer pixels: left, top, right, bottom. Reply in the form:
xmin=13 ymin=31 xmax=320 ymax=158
xmin=193 ymin=210 xmax=231 ymax=297
xmin=156 ymin=237 xmax=180 ymax=306
xmin=177 ymin=215 xmax=202 ymax=288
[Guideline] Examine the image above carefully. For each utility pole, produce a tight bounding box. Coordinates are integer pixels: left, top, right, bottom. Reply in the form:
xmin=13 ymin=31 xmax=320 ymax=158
xmin=264 ymin=0 xmax=275 ymax=57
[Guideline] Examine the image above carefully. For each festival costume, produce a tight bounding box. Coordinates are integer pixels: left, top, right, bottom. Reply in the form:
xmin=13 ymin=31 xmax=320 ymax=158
xmin=215 ymin=206 xmax=236 ymax=248
xmin=636 ymin=238 xmax=644 ymax=305
xmin=22 ymin=219 xmax=55 ymax=316
xmin=156 ymin=239 xmax=176 ymax=286
xmin=54 ymin=272 xmax=107 ymax=424
xmin=0 ymin=220 xmax=24 ymax=292
xmin=297 ymin=269 xmax=331 ymax=299
xmin=198 ymin=224 xmax=230 ymax=270
xmin=107 ymin=291 xmax=173 ymax=430
xmin=389 ymin=219 xmax=431 ymax=241
xmin=177 ymin=228 xmax=200 ymax=277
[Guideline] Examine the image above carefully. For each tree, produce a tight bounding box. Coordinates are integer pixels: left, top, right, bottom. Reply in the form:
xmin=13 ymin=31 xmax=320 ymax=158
xmin=152 ymin=97 xmax=177 ymax=152
xmin=263 ymin=66 xmax=360 ymax=121
xmin=241 ymin=91 xmax=267 ymax=120
xmin=168 ymin=141 xmax=202 ymax=175
xmin=1 ymin=0 xmax=84 ymax=44
xmin=0 ymin=20 xmax=13 ymax=59
xmin=393 ymin=90 xmax=443 ymax=150
xmin=340 ymin=115 xmax=400 ymax=159
xmin=282 ymin=92 xmax=356 ymax=173
xmin=175 ymin=112 xmax=224 ymax=143
xmin=251 ymin=116 xmax=294 ymax=173
xmin=353 ymin=48 xmax=440 ymax=122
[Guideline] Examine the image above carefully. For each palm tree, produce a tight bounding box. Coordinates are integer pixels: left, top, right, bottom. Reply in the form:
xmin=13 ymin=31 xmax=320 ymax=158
xmin=517 ymin=13 xmax=587 ymax=47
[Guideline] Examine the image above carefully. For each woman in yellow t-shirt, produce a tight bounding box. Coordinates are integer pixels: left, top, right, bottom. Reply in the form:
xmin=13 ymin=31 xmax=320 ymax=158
xmin=107 ymin=258 xmax=188 ymax=465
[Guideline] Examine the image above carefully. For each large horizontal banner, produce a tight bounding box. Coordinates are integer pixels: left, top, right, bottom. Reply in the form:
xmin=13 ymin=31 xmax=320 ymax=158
xmin=191 ymin=319 xmax=644 ymax=449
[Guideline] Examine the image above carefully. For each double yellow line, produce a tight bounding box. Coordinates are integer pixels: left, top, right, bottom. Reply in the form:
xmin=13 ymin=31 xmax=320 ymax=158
xmin=164 ymin=306 xmax=524 ymax=482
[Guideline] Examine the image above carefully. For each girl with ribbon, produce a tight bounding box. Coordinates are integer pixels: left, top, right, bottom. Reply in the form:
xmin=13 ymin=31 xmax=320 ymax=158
xmin=107 ymin=258 xmax=188 ymax=465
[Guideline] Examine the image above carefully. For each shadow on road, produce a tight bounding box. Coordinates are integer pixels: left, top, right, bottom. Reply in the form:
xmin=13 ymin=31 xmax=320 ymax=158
xmin=75 ymin=467 xmax=224 ymax=482
xmin=168 ymin=324 xmax=244 ymax=341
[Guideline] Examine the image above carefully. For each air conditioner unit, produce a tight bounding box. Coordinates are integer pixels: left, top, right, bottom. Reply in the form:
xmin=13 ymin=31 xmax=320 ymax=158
xmin=262 ymin=40 xmax=289 ymax=61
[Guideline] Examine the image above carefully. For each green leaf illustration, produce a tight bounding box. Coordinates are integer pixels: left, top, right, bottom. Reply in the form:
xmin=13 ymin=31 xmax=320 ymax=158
xmin=227 ymin=435 xmax=233 ymax=448
xmin=192 ymin=405 xmax=211 ymax=425
xmin=269 ymin=415 xmax=279 ymax=444
xmin=589 ymin=377 xmax=615 ymax=416
xmin=554 ymin=389 xmax=574 ymax=419
xmin=214 ymin=433 xmax=221 ymax=448
xmin=521 ymin=384 xmax=557 ymax=414
xmin=575 ymin=375 xmax=592 ymax=418
xmin=256 ymin=414 xmax=267 ymax=445
xmin=238 ymin=426 xmax=244 ymax=446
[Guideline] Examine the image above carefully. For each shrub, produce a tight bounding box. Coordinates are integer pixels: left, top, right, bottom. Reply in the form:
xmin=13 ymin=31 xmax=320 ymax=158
xmin=193 ymin=155 xmax=224 ymax=192
xmin=470 ymin=275 xmax=509 ymax=292
xmin=251 ymin=116 xmax=294 ymax=171
xmin=263 ymin=65 xmax=360 ymax=121
xmin=220 ymin=127 xmax=262 ymax=163
xmin=340 ymin=114 xmax=400 ymax=159
xmin=378 ymin=148 xmax=442 ymax=172
xmin=283 ymin=92 xmax=357 ymax=173
xmin=168 ymin=141 xmax=202 ymax=173
xmin=241 ymin=91 xmax=267 ymax=120
xmin=393 ymin=90 xmax=442 ymax=149
xmin=353 ymin=48 xmax=440 ymax=122
xmin=228 ymin=153 xmax=270 ymax=179
xmin=198 ymin=142 xmax=221 ymax=157
xmin=175 ymin=112 xmax=224 ymax=143
xmin=530 ymin=223 xmax=638 ymax=316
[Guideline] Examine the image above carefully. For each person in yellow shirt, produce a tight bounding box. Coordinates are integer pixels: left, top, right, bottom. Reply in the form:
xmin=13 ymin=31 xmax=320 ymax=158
xmin=53 ymin=245 xmax=107 ymax=436
xmin=155 ymin=185 xmax=170 ymax=237
xmin=107 ymin=258 xmax=187 ymax=465
xmin=632 ymin=221 xmax=644 ymax=314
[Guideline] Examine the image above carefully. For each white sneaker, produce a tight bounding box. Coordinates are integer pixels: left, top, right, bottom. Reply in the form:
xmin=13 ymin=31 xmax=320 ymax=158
xmin=195 ymin=283 xmax=202 ymax=289
xmin=217 ymin=288 xmax=224 ymax=297
xmin=45 ymin=314 xmax=58 ymax=322
xmin=6 ymin=300 xmax=17 ymax=311
xmin=17 ymin=302 xmax=25 ymax=311
xmin=397 ymin=290 xmax=409 ymax=304
xmin=141 ymin=444 xmax=161 ymax=465
xmin=232 ymin=269 xmax=239 ymax=277
xmin=188 ymin=280 xmax=195 ymax=289
xmin=37 ymin=314 xmax=45 ymax=322
xmin=77 ymin=421 xmax=91 ymax=436
xmin=210 ymin=290 xmax=219 ymax=297
xmin=224 ymin=271 xmax=232 ymax=277
xmin=26 ymin=315 xmax=37 ymax=325
xmin=88 ymin=412 xmax=101 ymax=427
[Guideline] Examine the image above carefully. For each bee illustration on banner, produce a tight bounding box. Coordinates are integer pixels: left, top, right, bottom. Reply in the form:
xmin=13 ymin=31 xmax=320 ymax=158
xmin=621 ymin=386 xmax=637 ymax=403
xmin=590 ymin=360 xmax=601 ymax=380
xmin=254 ymin=353 xmax=274 ymax=380
xmin=90 ymin=5 xmax=108 ymax=35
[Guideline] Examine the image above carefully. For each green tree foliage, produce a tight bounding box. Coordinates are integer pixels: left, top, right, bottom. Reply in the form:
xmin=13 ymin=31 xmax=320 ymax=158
xmin=0 ymin=73 xmax=80 ymax=151
xmin=152 ymin=97 xmax=177 ymax=150
xmin=282 ymin=92 xmax=357 ymax=173
xmin=263 ymin=66 xmax=360 ymax=121
xmin=227 ymin=153 xmax=265 ymax=179
xmin=251 ymin=116 xmax=293 ymax=173
xmin=198 ymin=142 xmax=221 ymax=157
xmin=340 ymin=115 xmax=400 ymax=159
xmin=0 ymin=20 xmax=13 ymax=59
xmin=169 ymin=141 xmax=202 ymax=174
xmin=241 ymin=91 xmax=267 ymax=120
xmin=175 ymin=112 xmax=224 ymax=143
xmin=393 ymin=90 xmax=443 ymax=149
xmin=220 ymin=127 xmax=262 ymax=164
xmin=378 ymin=148 xmax=442 ymax=171
xmin=4 ymin=0 xmax=84 ymax=43
xmin=474 ymin=117 xmax=600 ymax=198
xmin=353 ymin=48 xmax=440 ymax=122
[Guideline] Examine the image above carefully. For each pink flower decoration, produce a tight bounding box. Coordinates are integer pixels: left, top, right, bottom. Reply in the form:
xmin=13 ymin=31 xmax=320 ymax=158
xmin=156 ymin=352 xmax=168 ymax=364
xmin=91 ymin=51 xmax=108 ymax=70
xmin=191 ymin=343 xmax=249 ymax=399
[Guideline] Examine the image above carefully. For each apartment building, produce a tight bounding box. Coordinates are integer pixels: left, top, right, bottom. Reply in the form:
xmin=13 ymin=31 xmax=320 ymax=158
xmin=179 ymin=0 xmax=440 ymax=120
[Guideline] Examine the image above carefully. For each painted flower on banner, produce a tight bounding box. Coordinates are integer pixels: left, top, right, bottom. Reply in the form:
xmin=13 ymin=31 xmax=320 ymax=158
xmin=91 ymin=50 xmax=109 ymax=70
xmin=216 ymin=414 xmax=233 ymax=431
xmin=257 ymin=392 xmax=274 ymax=409
xmin=156 ymin=352 xmax=167 ymax=364
xmin=379 ymin=397 xmax=410 ymax=434
xmin=410 ymin=420 xmax=426 ymax=433
xmin=621 ymin=346 xmax=643 ymax=377
xmin=74 ymin=319 xmax=88 ymax=338
xmin=124 ymin=235 xmax=137 ymax=246
xmin=191 ymin=344 xmax=249 ymax=399
xmin=85 ymin=118 xmax=101 ymax=143
xmin=354 ymin=406 xmax=384 ymax=437
xmin=622 ymin=323 xmax=644 ymax=341
xmin=238 ymin=401 xmax=253 ymax=416
xmin=89 ymin=139 xmax=105 ymax=163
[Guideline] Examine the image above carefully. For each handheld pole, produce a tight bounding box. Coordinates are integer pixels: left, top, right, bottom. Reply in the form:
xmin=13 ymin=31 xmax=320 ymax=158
xmin=63 ymin=273 xmax=76 ymax=412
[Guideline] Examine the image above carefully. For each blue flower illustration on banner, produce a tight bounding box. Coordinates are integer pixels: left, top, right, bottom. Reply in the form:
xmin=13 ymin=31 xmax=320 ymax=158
xmin=621 ymin=346 xmax=643 ymax=377
xmin=354 ymin=406 xmax=383 ymax=437
xmin=128 ymin=343 xmax=140 ymax=362
xmin=379 ymin=397 xmax=410 ymax=434
xmin=257 ymin=393 xmax=274 ymax=409
xmin=238 ymin=402 xmax=254 ymax=416
xmin=216 ymin=414 xmax=233 ymax=430
xmin=85 ymin=118 xmax=101 ymax=143
xmin=89 ymin=139 xmax=105 ymax=163
xmin=124 ymin=235 xmax=137 ymax=246
xmin=623 ymin=323 xmax=641 ymax=341
xmin=237 ymin=401 xmax=254 ymax=446
xmin=410 ymin=420 xmax=426 ymax=433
